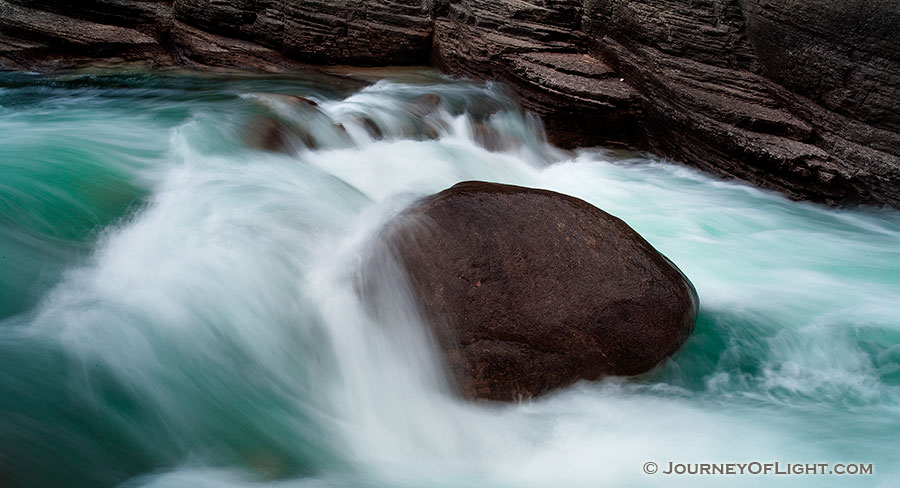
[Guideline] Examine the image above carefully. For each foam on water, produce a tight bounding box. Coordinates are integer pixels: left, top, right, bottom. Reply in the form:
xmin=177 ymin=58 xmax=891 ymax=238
xmin=0 ymin=72 xmax=898 ymax=488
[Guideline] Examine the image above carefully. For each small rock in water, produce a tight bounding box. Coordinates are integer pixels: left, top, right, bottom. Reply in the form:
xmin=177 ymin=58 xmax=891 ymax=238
xmin=291 ymin=95 xmax=318 ymax=107
xmin=355 ymin=115 xmax=384 ymax=140
xmin=471 ymin=123 xmax=506 ymax=152
xmin=244 ymin=115 xmax=292 ymax=153
xmin=465 ymin=98 xmax=503 ymax=123
xmin=409 ymin=93 xmax=442 ymax=116
xmin=243 ymin=115 xmax=317 ymax=152
xmin=418 ymin=121 xmax=440 ymax=140
xmin=249 ymin=93 xmax=318 ymax=108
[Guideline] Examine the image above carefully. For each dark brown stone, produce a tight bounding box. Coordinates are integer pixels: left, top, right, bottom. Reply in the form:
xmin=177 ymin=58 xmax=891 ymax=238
xmin=355 ymin=115 xmax=384 ymax=140
xmin=243 ymin=114 xmax=319 ymax=152
xmin=379 ymin=181 xmax=698 ymax=401
xmin=243 ymin=115 xmax=292 ymax=153
xmin=409 ymin=93 xmax=442 ymax=116
xmin=471 ymin=123 xmax=504 ymax=152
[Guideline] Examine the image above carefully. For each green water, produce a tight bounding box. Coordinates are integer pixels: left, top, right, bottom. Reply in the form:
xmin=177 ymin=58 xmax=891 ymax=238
xmin=0 ymin=71 xmax=898 ymax=487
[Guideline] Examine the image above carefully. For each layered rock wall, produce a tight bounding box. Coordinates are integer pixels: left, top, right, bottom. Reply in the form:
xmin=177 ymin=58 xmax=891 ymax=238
xmin=171 ymin=0 xmax=434 ymax=65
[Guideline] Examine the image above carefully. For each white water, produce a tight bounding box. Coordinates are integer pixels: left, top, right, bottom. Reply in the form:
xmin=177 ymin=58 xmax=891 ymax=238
xmin=1 ymin=73 xmax=898 ymax=488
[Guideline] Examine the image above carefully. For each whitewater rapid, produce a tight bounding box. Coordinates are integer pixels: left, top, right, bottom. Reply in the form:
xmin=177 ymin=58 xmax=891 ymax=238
xmin=0 ymin=71 xmax=898 ymax=488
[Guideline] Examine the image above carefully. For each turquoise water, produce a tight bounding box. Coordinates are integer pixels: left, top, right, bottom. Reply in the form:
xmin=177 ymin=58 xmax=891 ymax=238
xmin=0 ymin=71 xmax=898 ymax=487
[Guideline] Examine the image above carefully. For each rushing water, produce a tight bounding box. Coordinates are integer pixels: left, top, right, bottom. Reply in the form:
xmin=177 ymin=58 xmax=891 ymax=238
xmin=0 ymin=70 xmax=898 ymax=488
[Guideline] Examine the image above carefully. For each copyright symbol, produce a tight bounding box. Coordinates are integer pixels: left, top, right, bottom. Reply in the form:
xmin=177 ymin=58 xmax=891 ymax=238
xmin=644 ymin=462 xmax=658 ymax=474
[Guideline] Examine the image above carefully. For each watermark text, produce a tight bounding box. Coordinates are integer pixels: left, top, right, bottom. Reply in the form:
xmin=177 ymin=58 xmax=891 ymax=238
xmin=643 ymin=461 xmax=873 ymax=476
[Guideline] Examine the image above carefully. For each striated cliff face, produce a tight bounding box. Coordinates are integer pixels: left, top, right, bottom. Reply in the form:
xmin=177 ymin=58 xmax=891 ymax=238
xmin=171 ymin=0 xmax=434 ymax=65
xmin=1 ymin=0 xmax=898 ymax=207
xmin=580 ymin=0 xmax=900 ymax=206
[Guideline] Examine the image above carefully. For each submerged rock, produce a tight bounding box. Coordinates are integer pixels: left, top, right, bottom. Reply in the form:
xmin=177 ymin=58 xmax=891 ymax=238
xmin=255 ymin=93 xmax=318 ymax=107
xmin=471 ymin=123 xmax=506 ymax=152
xmin=354 ymin=115 xmax=384 ymax=140
xmin=409 ymin=93 xmax=442 ymax=116
xmin=379 ymin=181 xmax=698 ymax=401
xmin=243 ymin=115 xmax=317 ymax=153
xmin=244 ymin=115 xmax=292 ymax=153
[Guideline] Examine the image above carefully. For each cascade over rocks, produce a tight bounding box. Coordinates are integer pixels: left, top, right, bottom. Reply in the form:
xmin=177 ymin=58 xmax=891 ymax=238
xmin=2 ymin=0 xmax=898 ymax=208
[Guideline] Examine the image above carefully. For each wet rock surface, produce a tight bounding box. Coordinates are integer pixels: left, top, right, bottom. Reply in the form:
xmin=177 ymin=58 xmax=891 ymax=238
xmin=1 ymin=0 xmax=898 ymax=207
xmin=380 ymin=181 xmax=698 ymax=401
xmin=583 ymin=0 xmax=900 ymax=207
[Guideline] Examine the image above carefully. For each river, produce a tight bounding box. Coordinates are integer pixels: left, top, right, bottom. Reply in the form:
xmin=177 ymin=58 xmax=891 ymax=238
xmin=0 ymin=70 xmax=898 ymax=487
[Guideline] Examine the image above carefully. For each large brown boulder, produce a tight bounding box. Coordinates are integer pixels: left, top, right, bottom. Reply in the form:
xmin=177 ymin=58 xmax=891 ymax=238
xmin=379 ymin=181 xmax=698 ymax=401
